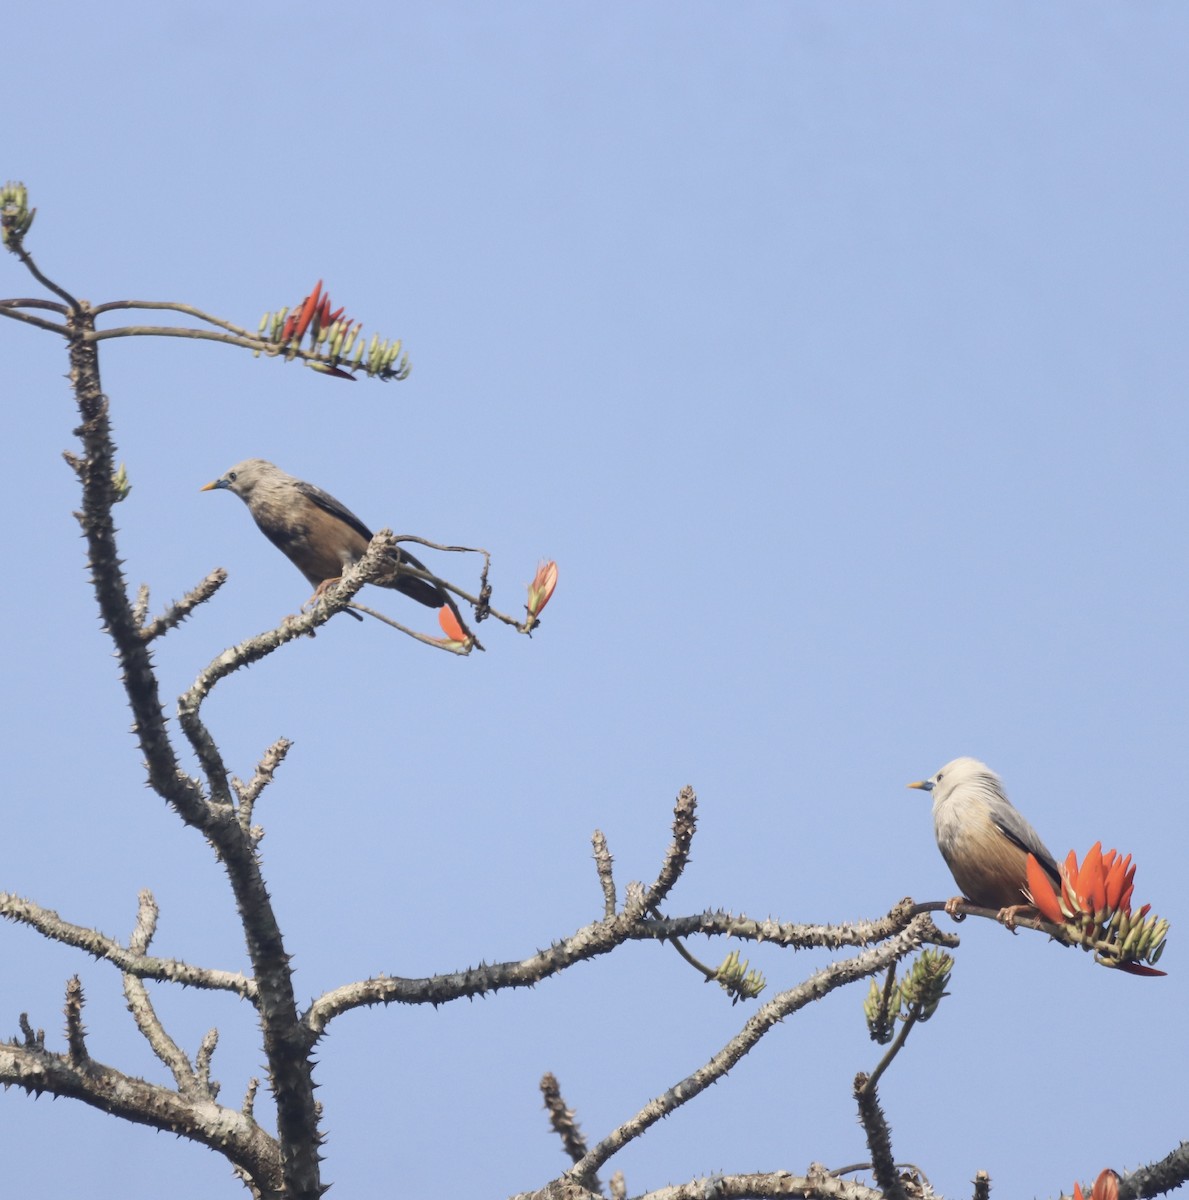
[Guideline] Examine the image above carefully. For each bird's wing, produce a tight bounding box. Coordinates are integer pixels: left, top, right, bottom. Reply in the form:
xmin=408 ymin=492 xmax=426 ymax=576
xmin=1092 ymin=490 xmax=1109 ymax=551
xmin=295 ymin=480 xmax=375 ymax=544
xmin=294 ymin=481 xmax=432 ymax=570
xmin=991 ymin=808 xmax=1061 ymax=886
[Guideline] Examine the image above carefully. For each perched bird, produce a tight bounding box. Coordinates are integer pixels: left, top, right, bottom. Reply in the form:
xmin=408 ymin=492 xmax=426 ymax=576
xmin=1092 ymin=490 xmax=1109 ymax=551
xmin=202 ymin=458 xmax=458 ymax=624
xmin=908 ymin=757 xmax=1062 ymax=919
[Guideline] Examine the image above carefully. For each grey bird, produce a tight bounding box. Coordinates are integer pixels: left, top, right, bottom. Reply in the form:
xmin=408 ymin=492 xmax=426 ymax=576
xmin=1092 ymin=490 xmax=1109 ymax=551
xmin=907 ymin=757 xmax=1062 ymax=917
xmin=202 ymin=458 xmax=459 ymax=625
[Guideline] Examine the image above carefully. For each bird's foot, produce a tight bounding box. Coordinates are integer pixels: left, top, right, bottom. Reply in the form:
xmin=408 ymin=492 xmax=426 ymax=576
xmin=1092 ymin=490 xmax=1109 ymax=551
xmin=305 ymin=577 xmax=342 ymax=611
xmin=943 ymin=896 xmax=967 ymax=922
xmin=996 ymin=903 xmax=1037 ymax=933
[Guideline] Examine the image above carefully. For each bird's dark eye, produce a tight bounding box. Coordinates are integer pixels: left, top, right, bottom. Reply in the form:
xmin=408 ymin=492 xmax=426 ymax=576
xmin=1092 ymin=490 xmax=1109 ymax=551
xmin=228 ymin=472 xmax=237 ymax=482
xmin=935 ymin=772 xmax=944 ymax=782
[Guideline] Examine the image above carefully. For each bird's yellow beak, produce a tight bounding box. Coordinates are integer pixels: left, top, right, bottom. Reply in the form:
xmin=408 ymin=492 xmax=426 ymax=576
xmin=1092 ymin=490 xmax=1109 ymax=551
xmin=907 ymin=779 xmax=932 ymax=791
xmin=200 ymin=479 xmax=222 ymax=492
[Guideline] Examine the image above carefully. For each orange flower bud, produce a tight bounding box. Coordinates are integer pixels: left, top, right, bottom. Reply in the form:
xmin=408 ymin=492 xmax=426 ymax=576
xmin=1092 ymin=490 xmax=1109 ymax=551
xmin=527 ymin=560 xmax=558 ymax=618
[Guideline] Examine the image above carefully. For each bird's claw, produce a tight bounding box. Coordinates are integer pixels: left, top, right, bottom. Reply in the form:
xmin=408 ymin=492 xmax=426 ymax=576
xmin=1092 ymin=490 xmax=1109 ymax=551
xmin=943 ymin=896 xmax=967 ymax=922
xmin=996 ymin=904 xmax=1034 ymax=933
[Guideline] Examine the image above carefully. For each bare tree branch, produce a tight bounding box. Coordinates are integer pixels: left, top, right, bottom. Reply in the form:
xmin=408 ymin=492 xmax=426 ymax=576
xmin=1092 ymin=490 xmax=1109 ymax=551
xmin=0 ymin=1040 xmax=282 ymax=1196
xmin=0 ymin=891 xmax=257 ymax=999
xmin=541 ymin=1073 xmax=602 ymax=1195
xmin=560 ymin=916 xmax=942 ymax=1189
xmin=1119 ymin=1144 xmax=1189 ymax=1200
xmin=513 ymin=1169 xmax=887 ymax=1200
xmin=67 ymin=308 xmax=323 ymax=1198
xmin=140 ymin=569 xmax=228 ymax=642
xmin=853 ymin=1072 xmax=908 ymax=1200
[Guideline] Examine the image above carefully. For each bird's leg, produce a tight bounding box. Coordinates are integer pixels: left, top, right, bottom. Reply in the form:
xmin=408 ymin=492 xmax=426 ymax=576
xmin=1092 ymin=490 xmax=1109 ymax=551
xmin=943 ymin=896 xmax=967 ymax=921
xmin=304 ymin=577 xmax=343 ymax=612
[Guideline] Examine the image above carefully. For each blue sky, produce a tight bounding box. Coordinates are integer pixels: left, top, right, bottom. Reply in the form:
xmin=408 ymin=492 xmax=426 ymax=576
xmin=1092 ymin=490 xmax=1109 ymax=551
xmin=3 ymin=4 xmax=1187 ymax=1198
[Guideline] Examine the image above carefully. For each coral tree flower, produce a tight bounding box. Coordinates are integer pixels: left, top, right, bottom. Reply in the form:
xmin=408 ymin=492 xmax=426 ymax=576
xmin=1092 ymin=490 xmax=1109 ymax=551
xmin=1026 ymin=843 xmax=1168 ymax=976
xmin=526 ymin=560 xmax=558 ymax=619
xmin=437 ymin=606 xmax=472 ymax=647
xmin=1073 ymin=1169 xmax=1119 ymax=1200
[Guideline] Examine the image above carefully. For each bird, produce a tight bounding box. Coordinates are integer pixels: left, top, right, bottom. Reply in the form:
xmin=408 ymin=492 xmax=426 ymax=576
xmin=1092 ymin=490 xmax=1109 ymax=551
xmin=201 ymin=458 xmax=464 ymax=628
xmin=907 ymin=757 xmax=1062 ymax=922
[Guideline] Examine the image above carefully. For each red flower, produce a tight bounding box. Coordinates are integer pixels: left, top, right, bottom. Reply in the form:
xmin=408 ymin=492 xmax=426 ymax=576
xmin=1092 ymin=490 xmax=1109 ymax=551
xmin=1073 ymin=1169 xmax=1119 ymax=1200
xmin=1025 ymin=844 xmax=1167 ymax=976
xmin=437 ymin=606 xmax=470 ymax=644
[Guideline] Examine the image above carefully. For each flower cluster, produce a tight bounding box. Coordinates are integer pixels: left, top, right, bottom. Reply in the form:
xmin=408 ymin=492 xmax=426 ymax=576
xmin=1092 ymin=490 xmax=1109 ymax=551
xmin=714 ymin=949 xmax=766 ymax=1004
xmin=1 ymin=180 xmax=35 ymax=249
xmin=863 ymin=949 xmax=953 ymax=1043
xmin=1026 ymin=843 xmax=1168 ymax=976
xmin=257 ymin=280 xmax=410 ymax=380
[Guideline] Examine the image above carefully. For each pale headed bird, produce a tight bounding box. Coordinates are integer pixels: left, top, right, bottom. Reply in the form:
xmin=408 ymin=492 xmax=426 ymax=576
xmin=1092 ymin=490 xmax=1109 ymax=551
xmin=908 ymin=757 xmax=1062 ymax=922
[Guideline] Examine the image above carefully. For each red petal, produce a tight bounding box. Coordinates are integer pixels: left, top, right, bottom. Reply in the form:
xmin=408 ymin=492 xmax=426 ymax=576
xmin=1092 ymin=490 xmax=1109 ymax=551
xmin=1065 ymin=848 xmax=1079 ymax=880
xmin=1114 ymin=961 xmax=1167 ymax=977
xmin=293 ymin=280 xmax=322 ymax=341
xmin=1026 ymin=854 xmax=1064 ymax=924
xmin=1080 ymin=842 xmax=1106 ymax=912
xmin=1074 ymin=1184 xmax=1085 ymax=1200
xmin=1091 ymin=1170 xmax=1119 ymax=1200
xmin=438 ymin=606 xmax=467 ymax=642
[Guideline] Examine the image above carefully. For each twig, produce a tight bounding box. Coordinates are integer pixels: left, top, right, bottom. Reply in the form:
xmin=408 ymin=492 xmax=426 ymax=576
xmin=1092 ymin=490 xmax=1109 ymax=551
xmin=591 ymin=831 xmax=617 ymax=918
xmin=853 ymin=1072 xmax=908 ymax=1200
xmin=64 ymin=977 xmax=87 ymax=1065
xmin=861 ymin=1010 xmax=920 ymax=1097
xmin=0 ymin=891 xmax=256 ymax=1000
xmin=541 ymin=1073 xmax=602 ymax=1195
xmin=123 ymin=971 xmax=198 ymax=1095
xmin=0 ymin=304 xmax=70 ymax=335
xmin=235 ymin=738 xmax=293 ymax=832
xmin=140 ymin=569 xmax=228 ymax=642
xmin=10 ymin=243 xmax=80 ymax=309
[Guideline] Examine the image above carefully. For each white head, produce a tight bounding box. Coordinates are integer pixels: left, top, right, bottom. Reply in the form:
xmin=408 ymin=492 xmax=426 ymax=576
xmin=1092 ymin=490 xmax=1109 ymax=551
xmin=908 ymin=756 xmax=1008 ymax=809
